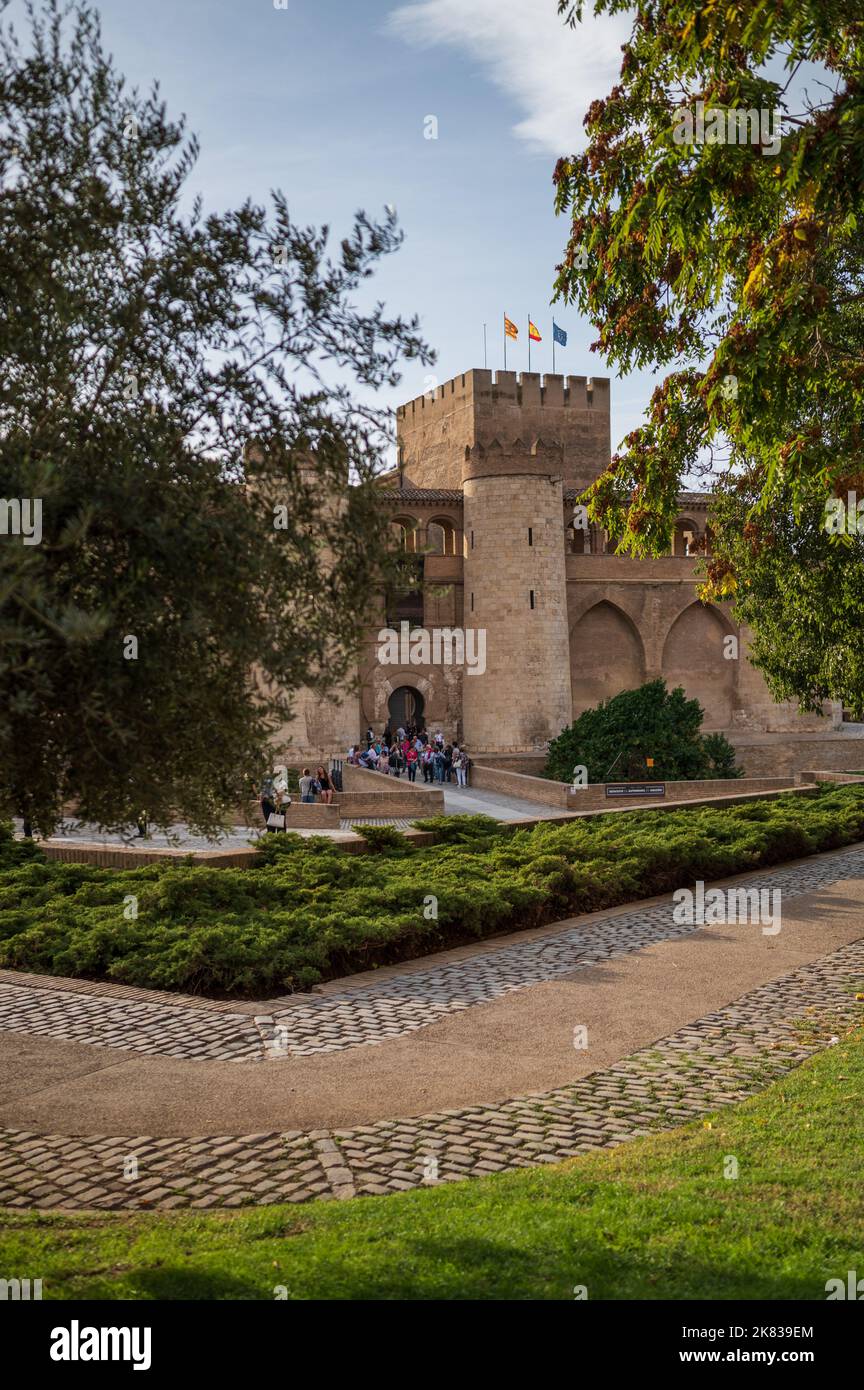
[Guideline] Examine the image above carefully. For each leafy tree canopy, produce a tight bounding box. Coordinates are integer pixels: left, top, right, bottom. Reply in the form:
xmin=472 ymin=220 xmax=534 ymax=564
xmin=0 ymin=0 xmax=431 ymax=835
xmin=553 ymin=0 xmax=864 ymax=554
xmin=705 ymin=473 xmax=864 ymax=718
xmin=545 ymin=678 xmax=741 ymax=783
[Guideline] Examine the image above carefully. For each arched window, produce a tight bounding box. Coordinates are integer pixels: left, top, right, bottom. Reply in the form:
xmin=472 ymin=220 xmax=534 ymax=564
xmin=672 ymin=519 xmax=699 ymax=557
xmin=389 ymin=516 xmax=421 ymax=553
xmin=426 ymin=517 xmax=457 ymax=556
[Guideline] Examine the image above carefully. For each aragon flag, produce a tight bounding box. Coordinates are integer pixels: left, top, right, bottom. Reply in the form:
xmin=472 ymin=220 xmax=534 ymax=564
xmin=528 ymin=319 xmax=542 ymax=342
xmin=504 ymin=314 xmax=518 ymax=339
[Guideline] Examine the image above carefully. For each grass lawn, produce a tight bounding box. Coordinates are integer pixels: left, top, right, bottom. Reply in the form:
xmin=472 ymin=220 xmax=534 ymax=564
xmin=3 ymin=1029 xmax=863 ymax=1301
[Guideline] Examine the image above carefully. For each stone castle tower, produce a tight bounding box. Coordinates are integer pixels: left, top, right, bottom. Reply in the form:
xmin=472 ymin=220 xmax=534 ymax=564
xmin=396 ymin=369 xmax=610 ymax=750
xmin=462 ymin=440 xmax=572 ymax=749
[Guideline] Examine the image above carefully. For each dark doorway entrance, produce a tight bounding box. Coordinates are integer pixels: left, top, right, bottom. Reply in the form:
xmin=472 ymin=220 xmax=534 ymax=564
xmin=388 ymin=686 xmax=425 ymax=731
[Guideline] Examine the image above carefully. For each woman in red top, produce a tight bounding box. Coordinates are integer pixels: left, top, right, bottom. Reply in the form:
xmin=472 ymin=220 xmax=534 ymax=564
xmin=406 ymin=745 xmax=419 ymax=783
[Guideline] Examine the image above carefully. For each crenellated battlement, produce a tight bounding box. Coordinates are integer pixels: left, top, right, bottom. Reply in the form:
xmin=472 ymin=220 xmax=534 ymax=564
xmin=396 ymin=369 xmax=611 ymax=420
xmin=396 ymin=366 xmax=611 ymax=492
xmin=462 ymin=436 xmax=566 ymax=483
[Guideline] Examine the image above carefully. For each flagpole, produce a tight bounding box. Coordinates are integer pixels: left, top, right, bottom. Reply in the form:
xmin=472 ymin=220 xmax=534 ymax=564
xmin=528 ymin=315 xmax=531 ymax=373
xmin=552 ymin=320 xmax=556 ymax=375
xmin=483 ymin=323 xmax=487 ymax=369
xmin=503 ymin=313 xmax=506 ymax=371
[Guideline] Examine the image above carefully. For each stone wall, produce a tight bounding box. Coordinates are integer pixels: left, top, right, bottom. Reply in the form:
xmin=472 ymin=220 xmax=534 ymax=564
xmin=566 ymin=776 xmax=796 ymax=812
xmin=477 ymin=753 xmax=548 ymax=776
xmin=729 ymin=734 xmax=864 ymax=777
xmin=270 ymin=681 xmax=360 ymax=767
xmin=283 ymin=803 xmax=341 ymax=829
xmin=39 ymin=843 xmax=259 ymax=870
xmin=470 ymin=763 xmax=571 ymax=807
xmin=358 ymin=636 xmax=463 ymax=743
xmin=564 ymin=555 xmax=833 ymax=735
xmin=798 ymin=770 xmax=864 ymax=785
xmin=471 ymin=762 xmax=797 ymax=810
xmin=338 ymin=763 xmax=444 ymax=816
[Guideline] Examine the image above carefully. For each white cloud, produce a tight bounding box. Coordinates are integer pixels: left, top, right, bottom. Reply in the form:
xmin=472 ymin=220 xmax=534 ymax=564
xmin=386 ymin=0 xmax=631 ymax=153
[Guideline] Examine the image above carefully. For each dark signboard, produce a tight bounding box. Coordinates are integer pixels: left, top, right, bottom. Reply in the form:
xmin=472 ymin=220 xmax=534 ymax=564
xmin=605 ymin=783 xmax=666 ymax=798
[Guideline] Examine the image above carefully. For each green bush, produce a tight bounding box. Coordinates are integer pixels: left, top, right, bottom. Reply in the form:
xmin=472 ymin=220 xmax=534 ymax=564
xmin=410 ymin=813 xmax=503 ymax=846
xmin=545 ymin=679 xmax=742 ymax=783
xmin=0 ymin=787 xmax=861 ymax=998
xmin=351 ymin=824 xmax=410 ymax=852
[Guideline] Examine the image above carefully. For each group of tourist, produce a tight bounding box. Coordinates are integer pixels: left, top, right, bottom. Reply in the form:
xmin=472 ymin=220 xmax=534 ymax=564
xmin=258 ymin=724 xmax=470 ymax=832
xmin=347 ymin=724 xmax=472 ymax=787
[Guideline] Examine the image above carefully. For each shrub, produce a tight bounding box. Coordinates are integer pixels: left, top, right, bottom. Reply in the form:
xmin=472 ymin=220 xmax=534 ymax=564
xmin=0 ymin=788 xmax=861 ymax=997
xmin=410 ymin=813 xmax=503 ymax=845
xmin=545 ymin=679 xmax=742 ymax=783
xmin=351 ymin=824 xmax=410 ymax=852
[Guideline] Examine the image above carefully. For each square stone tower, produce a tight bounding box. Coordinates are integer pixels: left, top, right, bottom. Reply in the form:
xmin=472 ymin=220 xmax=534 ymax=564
xmin=394 ymin=369 xmax=610 ymax=752
xmin=396 ymin=369 xmax=611 ymax=492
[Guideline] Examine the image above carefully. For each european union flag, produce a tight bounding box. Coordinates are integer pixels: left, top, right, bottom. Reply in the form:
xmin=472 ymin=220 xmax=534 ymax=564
xmin=553 ymin=321 xmax=567 ymax=347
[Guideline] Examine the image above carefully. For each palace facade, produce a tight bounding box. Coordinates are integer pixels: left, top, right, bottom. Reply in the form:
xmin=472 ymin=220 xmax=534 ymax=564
xmin=279 ymin=368 xmax=836 ymax=760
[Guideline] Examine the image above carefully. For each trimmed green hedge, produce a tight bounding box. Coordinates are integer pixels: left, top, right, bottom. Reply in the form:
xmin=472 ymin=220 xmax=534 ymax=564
xmin=0 ymin=786 xmax=862 ymax=998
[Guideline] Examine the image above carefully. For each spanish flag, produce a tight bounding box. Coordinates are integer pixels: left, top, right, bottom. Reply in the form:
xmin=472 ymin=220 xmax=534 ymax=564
xmin=504 ymin=314 xmax=518 ymax=339
xmin=528 ymin=319 xmax=542 ymax=342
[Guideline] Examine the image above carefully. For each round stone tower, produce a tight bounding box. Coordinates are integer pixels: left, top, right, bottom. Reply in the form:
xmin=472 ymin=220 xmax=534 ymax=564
xmin=461 ymin=438 xmax=573 ymax=752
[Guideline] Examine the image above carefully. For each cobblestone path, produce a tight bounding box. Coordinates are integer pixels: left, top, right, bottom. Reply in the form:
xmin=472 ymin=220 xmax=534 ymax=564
xmin=1 ymin=934 xmax=861 ymax=1208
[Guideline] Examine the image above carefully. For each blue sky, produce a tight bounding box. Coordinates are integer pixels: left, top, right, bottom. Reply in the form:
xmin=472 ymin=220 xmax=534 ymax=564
xmin=8 ymin=1 xmax=835 ymax=459
xmin=60 ymin=0 xmax=650 ymax=448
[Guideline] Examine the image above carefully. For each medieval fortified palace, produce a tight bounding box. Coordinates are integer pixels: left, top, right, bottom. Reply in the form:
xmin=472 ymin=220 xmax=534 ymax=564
xmin=281 ymin=368 xmax=857 ymax=778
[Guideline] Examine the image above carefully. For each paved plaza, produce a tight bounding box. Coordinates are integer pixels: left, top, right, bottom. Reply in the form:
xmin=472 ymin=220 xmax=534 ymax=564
xmin=13 ymin=784 xmax=561 ymax=855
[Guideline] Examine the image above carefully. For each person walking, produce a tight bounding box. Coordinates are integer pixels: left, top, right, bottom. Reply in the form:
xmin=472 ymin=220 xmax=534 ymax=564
xmin=299 ymin=768 xmax=317 ymax=803
xmin=388 ymin=743 xmax=400 ymax=777
xmin=406 ymin=745 xmax=418 ymax=782
xmin=454 ymin=749 xmax=468 ymax=787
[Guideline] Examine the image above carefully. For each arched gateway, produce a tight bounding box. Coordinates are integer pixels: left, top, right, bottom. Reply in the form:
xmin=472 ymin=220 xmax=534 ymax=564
xmin=388 ymin=686 xmax=425 ymax=730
